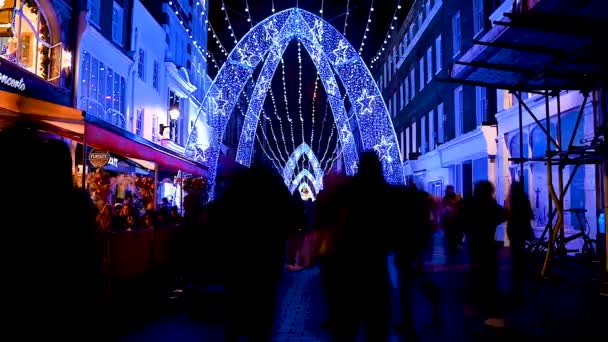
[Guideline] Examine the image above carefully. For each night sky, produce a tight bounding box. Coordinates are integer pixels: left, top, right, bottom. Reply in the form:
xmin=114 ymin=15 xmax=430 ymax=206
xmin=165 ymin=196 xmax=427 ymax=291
xmin=207 ymin=0 xmax=411 ymax=169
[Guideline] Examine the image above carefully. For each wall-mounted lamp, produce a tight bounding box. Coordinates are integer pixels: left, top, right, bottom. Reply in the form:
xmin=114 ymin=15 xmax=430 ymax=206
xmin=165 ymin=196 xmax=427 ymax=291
xmin=160 ymin=104 xmax=180 ymax=139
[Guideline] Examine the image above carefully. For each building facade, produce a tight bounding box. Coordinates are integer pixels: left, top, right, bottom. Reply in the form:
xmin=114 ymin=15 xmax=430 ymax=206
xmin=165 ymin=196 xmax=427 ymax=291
xmin=376 ymin=0 xmax=598 ymax=242
xmin=77 ymin=0 xmax=133 ymax=130
xmin=1 ymin=0 xmax=77 ymax=105
xmin=141 ymin=0 xmax=211 ymax=154
xmin=374 ymin=0 xmax=503 ymax=199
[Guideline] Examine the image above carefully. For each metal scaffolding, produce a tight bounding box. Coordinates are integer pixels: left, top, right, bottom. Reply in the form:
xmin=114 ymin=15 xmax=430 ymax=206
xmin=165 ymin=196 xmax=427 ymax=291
xmin=446 ymin=0 xmax=608 ymax=275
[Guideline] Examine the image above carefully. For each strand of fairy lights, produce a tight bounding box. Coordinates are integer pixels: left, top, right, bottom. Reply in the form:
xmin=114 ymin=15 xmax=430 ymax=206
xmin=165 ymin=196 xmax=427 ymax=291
xmin=310 ymin=75 xmax=319 ymax=149
xmin=208 ymin=23 xmax=228 ymax=56
xmin=233 ymin=83 xmax=284 ymax=167
xmin=164 ymin=0 xmax=212 ymax=84
xmin=371 ymin=0 xmax=403 ymax=67
xmin=260 ymin=111 xmax=287 ymax=166
xmin=343 ymin=0 xmax=350 ymax=35
xmin=262 ymin=107 xmax=288 ymax=163
xmin=298 ymin=41 xmax=305 ymax=146
xmin=315 ymin=101 xmax=328 ymax=157
xmin=269 ymin=86 xmax=291 ymax=161
xmin=244 ymin=0 xmax=253 ymax=24
xmin=220 ymin=1 xmax=238 ymax=45
xmin=358 ymin=0 xmax=375 ymax=56
xmin=326 ymin=135 xmax=342 ymax=171
xmin=281 ymin=58 xmax=296 ymax=152
xmin=255 ymin=119 xmax=282 ymax=173
xmin=320 ymin=122 xmax=336 ymax=169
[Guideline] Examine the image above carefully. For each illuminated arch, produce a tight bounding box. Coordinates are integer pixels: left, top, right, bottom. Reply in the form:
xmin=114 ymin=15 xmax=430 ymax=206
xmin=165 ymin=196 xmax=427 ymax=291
xmin=289 ymin=169 xmax=319 ymax=194
xmin=186 ymin=8 xmax=405 ymax=198
xmin=282 ymin=143 xmax=323 ymax=190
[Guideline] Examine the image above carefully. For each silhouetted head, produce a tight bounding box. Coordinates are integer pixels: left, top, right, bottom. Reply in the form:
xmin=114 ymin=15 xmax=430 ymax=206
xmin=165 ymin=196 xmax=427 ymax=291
xmin=473 ymin=180 xmax=495 ymax=201
xmin=445 ymin=185 xmax=456 ymax=197
xmin=509 ymin=181 xmax=527 ymax=202
xmin=356 ymin=151 xmax=384 ymax=185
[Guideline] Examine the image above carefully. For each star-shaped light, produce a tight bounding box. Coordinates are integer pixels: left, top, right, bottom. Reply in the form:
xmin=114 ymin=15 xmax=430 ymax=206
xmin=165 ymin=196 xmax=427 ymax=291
xmin=332 ymin=39 xmax=350 ymax=65
xmin=355 ymin=88 xmax=377 ymax=117
xmin=255 ymin=75 xmax=270 ymax=98
xmin=236 ymin=44 xmax=258 ymax=67
xmin=310 ymin=19 xmax=324 ymax=42
xmin=208 ymin=91 xmax=229 ymax=117
xmin=326 ymin=77 xmax=338 ymax=96
xmin=340 ymin=123 xmax=353 ymax=144
xmin=373 ymin=136 xmax=394 ymax=163
xmin=264 ymin=19 xmax=279 ymax=43
xmin=308 ymin=44 xmax=322 ymax=65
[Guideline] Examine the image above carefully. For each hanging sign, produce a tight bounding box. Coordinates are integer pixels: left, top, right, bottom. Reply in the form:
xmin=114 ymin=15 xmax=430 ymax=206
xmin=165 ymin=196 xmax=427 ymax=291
xmin=89 ymin=149 xmax=111 ymax=168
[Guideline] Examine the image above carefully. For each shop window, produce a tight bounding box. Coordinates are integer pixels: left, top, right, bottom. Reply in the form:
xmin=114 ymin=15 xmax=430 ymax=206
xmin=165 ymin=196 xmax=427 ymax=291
xmin=79 ymin=50 xmax=127 ymax=129
xmin=0 ymin=0 xmax=61 ymax=81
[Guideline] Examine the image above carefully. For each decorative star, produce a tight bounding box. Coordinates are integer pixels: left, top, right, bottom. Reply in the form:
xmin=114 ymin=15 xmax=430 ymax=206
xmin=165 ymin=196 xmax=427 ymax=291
xmin=326 ymin=77 xmax=338 ymax=96
xmin=373 ymin=136 xmax=394 ymax=163
xmin=255 ymin=75 xmax=270 ymax=98
xmin=208 ymin=91 xmax=229 ymax=117
xmin=340 ymin=123 xmax=353 ymax=144
xmin=309 ymin=44 xmax=322 ymax=65
xmin=355 ymin=88 xmax=377 ymax=117
xmin=310 ymin=19 xmax=324 ymax=42
xmin=332 ymin=39 xmax=350 ymax=65
xmin=264 ymin=19 xmax=280 ymax=44
xmin=236 ymin=44 xmax=258 ymax=67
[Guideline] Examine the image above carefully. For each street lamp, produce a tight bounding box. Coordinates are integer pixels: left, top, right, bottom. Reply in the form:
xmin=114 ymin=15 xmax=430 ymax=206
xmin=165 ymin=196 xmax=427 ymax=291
xmin=160 ymin=104 xmax=180 ymax=140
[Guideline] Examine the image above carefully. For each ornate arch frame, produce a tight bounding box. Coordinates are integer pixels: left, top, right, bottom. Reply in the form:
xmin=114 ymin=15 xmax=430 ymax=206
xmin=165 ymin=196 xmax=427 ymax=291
xmin=185 ymin=8 xmax=405 ymax=199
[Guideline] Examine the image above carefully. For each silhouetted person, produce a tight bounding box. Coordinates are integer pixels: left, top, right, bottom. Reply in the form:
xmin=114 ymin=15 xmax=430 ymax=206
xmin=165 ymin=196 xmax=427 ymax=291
xmin=332 ymin=151 xmax=392 ymax=341
xmin=506 ymin=181 xmax=533 ymax=298
xmin=0 ymin=121 xmax=101 ymax=340
xmin=463 ymin=180 xmax=506 ymax=326
xmin=441 ymin=185 xmax=463 ymax=264
xmin=219 ymin=164 xmax=292 ymax=341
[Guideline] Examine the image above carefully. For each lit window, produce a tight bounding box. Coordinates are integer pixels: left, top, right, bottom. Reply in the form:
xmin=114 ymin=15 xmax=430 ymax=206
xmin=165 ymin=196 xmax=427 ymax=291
xmin=0 ymin=0 xmax=59 ymax=80
xmin=435 ymin=35 xmax=442 ymax=73
xmin=88 ymin=0 xmax=101 ymax=26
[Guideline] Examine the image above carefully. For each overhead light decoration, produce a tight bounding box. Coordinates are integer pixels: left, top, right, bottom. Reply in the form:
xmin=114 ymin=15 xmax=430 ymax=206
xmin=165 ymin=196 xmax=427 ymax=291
xmin=185 ymin=9 xmax=405 ymax=199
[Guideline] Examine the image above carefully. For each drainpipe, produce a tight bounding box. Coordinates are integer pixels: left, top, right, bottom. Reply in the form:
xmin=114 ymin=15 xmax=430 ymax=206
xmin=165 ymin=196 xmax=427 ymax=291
xmin=127 ymin=27 xmax=139 ymax=133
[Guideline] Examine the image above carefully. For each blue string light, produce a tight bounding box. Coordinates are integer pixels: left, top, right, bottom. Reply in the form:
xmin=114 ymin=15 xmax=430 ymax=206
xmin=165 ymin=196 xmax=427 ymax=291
xmin=186 ymin=8 xmax=405 ymax=199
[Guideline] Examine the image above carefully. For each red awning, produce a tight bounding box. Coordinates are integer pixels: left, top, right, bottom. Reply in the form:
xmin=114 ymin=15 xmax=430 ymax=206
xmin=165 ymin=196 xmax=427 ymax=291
xmin=85 ymin=122 xmax=207 ymax=177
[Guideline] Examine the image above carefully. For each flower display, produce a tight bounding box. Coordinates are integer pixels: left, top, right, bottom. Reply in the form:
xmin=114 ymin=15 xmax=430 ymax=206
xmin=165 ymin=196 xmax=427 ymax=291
xmin=135 ymin=176 xmax=155 ymax=203
xmin=178 ymin=177 xmax=207 ymax=195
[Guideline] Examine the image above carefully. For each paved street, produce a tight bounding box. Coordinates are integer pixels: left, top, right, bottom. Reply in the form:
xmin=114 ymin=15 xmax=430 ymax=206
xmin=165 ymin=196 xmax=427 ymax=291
xmin=112 ymin=248 xmax=606 ymax=341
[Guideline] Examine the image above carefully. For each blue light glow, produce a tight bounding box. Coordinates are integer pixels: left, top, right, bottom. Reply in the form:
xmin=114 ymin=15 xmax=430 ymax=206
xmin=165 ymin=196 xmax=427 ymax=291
xmin=289 ymin=169 xmax=319 ymax=194
xmin=185 ymin=8 xmax=405 ymax=199
xmin=282 ymin=143 xmax=323 ymax=192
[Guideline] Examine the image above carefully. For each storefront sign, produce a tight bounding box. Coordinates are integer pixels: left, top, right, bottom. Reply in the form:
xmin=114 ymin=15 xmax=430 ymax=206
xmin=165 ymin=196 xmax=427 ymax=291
xmin=0 ymin=59 xmax=71 ymax=106
xmin=89 ymin=149 xmax=111 ymax=168
xmin=0 ymin=67 xmax=26 ymax=91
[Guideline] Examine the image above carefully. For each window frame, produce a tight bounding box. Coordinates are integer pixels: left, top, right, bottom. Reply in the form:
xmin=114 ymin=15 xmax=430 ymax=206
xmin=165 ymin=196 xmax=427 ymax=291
xmin=111 ymin=2 xmax=123 ymax=46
